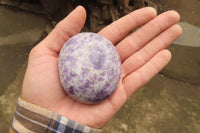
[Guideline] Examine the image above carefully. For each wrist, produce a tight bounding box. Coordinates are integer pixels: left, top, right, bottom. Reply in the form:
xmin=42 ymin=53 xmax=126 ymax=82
xmin=11 ymin=97 xmax=102 ymax=133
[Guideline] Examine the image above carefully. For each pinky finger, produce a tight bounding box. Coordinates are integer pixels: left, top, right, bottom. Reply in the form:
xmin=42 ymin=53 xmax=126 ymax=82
xmin=123 ymin=49 xmax=171 ymax=97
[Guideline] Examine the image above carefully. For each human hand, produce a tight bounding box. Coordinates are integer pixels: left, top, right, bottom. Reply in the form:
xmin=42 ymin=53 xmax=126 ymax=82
xmin=21 ymin=6 xmax=181 ymax=129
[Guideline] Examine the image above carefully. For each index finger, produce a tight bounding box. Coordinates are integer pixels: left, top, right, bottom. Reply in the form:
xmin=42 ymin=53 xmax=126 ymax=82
xmin=98 ymin=7 xmax=157 ymax=44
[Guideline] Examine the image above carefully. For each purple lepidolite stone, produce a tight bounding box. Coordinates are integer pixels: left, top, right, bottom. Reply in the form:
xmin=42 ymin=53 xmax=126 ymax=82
xmin=58 ymin=32 xmax=121 ymax=104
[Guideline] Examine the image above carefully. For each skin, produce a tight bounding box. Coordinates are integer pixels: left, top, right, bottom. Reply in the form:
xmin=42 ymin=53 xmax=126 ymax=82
xmin=21 ymin=6 xmax=182 ymax=129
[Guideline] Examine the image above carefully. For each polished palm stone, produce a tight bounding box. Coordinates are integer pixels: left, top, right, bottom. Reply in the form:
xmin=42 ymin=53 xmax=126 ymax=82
xmin=58 ymin=32 xmax=121 ymax=104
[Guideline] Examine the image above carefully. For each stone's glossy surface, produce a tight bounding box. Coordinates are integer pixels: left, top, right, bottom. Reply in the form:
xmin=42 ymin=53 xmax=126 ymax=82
xmin=58 ymin=32 xmax=121 ymax=104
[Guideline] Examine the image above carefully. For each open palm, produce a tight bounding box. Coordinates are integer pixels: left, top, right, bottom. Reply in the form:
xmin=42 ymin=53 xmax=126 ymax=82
xmin=21 ymin=6 xmax=181 ymax=129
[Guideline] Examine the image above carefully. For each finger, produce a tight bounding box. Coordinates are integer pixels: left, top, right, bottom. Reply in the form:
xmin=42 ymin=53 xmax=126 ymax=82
xmin=41 ymin=6 xmax=86 ymax=53
xmin=123 ymin=49 xmax=171 ymax=97
xmin=108 ymin=49 xmax=171 ymax=111
xmin=117 ymin=10 xmax=180 ymax=62
xmin=98 ymin=7 xmax=157 ymax=44
xmin=122 ymin=24 xmax=182 ymax=77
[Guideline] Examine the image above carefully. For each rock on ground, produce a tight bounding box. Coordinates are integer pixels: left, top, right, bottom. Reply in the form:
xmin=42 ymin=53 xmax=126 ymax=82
xmin=173 ymin=22 xmax=200 ymax=47
xmin=0 ymin=6 xmax=47 ymax=132
xmin=0 ymin=6 xmax=47 ymax=46
xmin=162 ymin=44 xmax=200 ymax=85
xmin=0 ymin=6 xmax=47 ymax=93
xmin=103 ymin=74 xmax=200 ymax=133
xmin=161 ymin=22 xmax=200 ymax=85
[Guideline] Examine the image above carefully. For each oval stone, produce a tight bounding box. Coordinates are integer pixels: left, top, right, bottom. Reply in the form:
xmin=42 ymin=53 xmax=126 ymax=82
xmin=58 ymin=32 xmax=121 ymax=104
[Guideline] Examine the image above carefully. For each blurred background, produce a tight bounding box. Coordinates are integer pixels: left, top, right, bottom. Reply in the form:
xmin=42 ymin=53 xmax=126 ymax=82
xmin=0 ymin=0 xmax=199 ymax=132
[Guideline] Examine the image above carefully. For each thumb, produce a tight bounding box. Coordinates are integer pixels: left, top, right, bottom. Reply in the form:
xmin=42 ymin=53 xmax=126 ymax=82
xmin=41 ymin=6 xmax=87 ymax=53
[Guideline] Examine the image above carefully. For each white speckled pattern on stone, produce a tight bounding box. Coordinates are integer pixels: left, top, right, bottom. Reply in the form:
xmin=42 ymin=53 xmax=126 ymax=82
xmin=58 ymin=32 xmax=121 ymax=104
